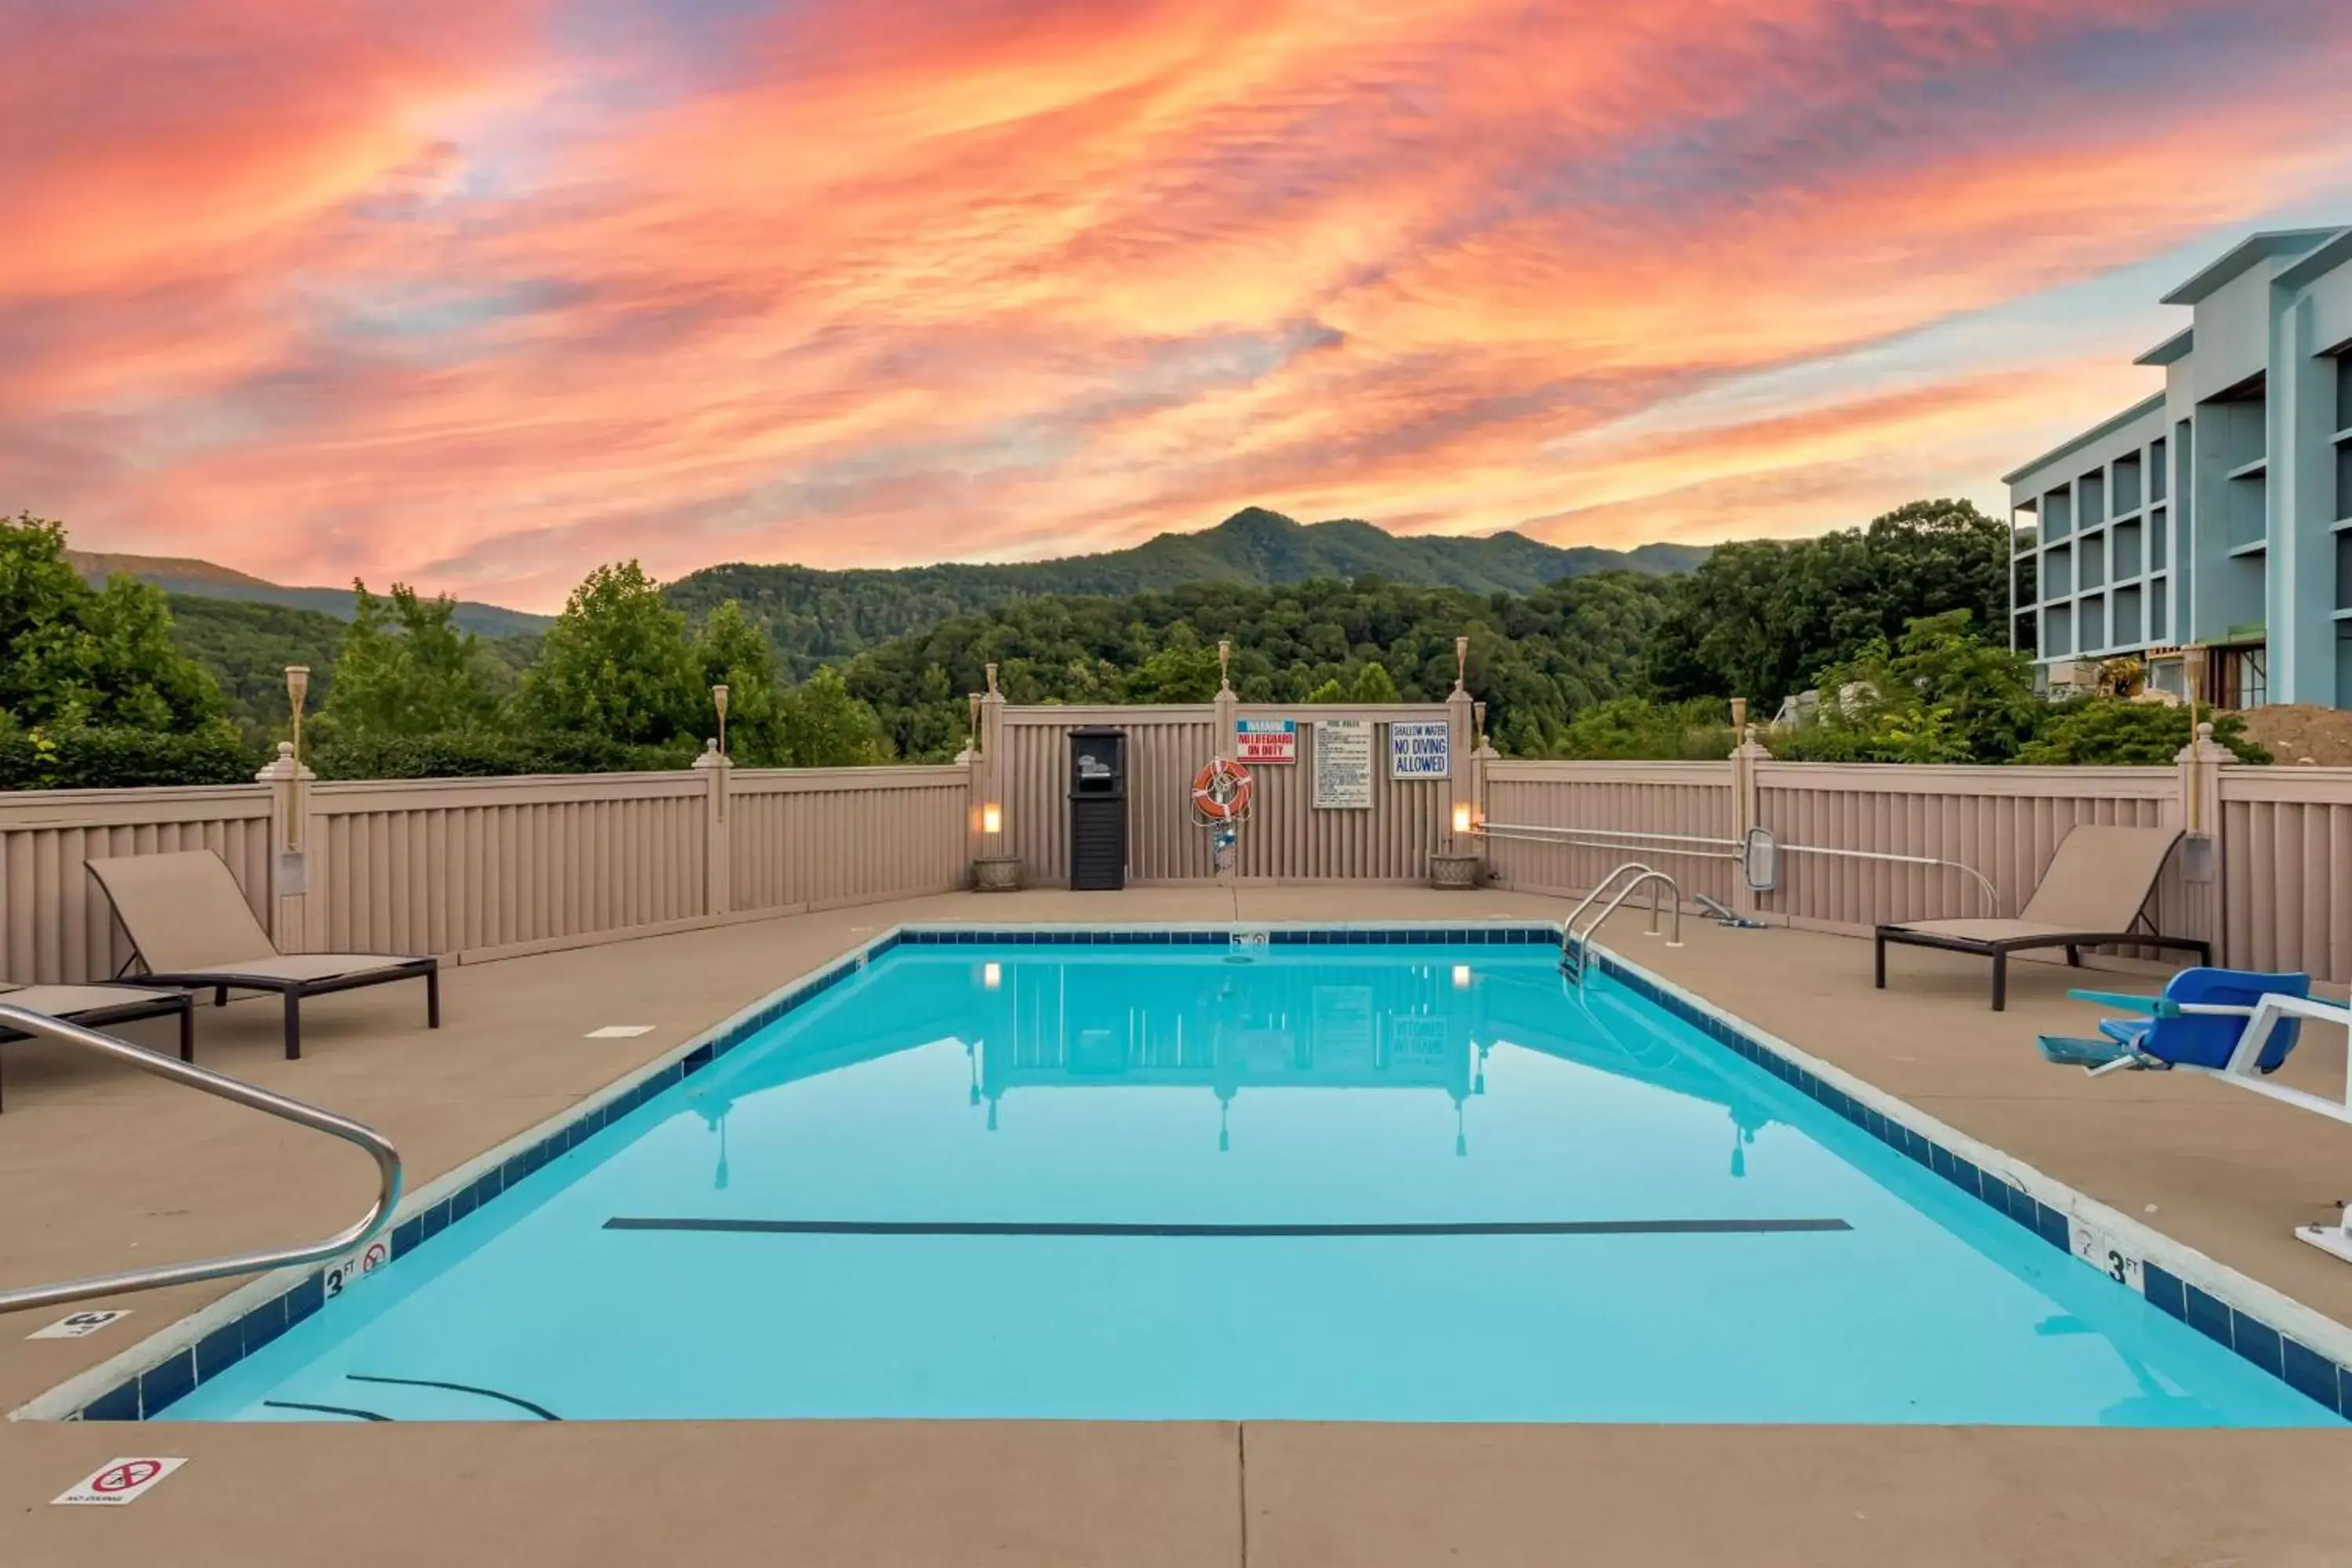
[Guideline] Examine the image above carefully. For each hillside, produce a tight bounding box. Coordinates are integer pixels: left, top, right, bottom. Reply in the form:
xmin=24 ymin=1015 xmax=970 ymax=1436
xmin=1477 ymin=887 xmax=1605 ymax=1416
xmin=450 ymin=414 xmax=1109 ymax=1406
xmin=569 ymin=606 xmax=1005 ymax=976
xmin=67 ymin=550 xmax=552 ymax=638
xmin=667 ymin=508 xmax=1708 ymax=674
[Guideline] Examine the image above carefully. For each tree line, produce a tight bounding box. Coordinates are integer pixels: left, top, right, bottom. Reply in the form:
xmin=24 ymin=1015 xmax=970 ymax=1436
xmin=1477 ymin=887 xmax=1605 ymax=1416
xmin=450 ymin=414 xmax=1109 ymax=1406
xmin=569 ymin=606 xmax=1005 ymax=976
xmin=1 ymin=498 xmax=2260 ymax=789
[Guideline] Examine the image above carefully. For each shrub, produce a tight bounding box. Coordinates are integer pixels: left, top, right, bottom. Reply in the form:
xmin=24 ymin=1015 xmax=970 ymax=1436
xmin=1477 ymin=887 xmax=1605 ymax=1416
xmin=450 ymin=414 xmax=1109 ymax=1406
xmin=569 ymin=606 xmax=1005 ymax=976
xmin=2016 ymin=701 xmax=2269 ymax=766
xmin=0 ymin=724 xmax=259 ymax=789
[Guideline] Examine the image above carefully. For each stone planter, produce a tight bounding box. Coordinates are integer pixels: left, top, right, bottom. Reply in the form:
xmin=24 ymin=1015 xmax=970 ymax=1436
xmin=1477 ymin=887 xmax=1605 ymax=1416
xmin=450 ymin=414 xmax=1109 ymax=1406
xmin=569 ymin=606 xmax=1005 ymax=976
xmin=971 ymin=855 xmax=1022 ymax=892
xmin=1428 ymin=852 xmax=1483 ymax=890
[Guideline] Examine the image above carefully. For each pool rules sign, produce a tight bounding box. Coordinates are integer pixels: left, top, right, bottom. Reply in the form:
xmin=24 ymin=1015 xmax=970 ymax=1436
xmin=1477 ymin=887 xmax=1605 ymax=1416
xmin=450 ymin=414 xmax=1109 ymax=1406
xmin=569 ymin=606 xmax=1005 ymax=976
xmin=1313 ymin=720 xmax=1372 ymax=808
xmin=1388 ymin=719 xmax=1450 ymax=780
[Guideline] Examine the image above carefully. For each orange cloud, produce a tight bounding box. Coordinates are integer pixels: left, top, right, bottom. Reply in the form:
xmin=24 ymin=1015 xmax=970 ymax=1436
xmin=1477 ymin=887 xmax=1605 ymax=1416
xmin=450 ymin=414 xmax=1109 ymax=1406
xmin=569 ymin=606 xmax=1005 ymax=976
xmin=2 ymin=0 xmax=2349 ymax=608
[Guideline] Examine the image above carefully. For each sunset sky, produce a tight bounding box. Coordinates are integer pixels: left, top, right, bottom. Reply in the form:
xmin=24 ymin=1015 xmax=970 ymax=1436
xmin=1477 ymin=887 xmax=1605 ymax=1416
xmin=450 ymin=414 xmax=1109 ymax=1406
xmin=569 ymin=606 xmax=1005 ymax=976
xmin=6 ymin=1 xmax=2352 ymax=610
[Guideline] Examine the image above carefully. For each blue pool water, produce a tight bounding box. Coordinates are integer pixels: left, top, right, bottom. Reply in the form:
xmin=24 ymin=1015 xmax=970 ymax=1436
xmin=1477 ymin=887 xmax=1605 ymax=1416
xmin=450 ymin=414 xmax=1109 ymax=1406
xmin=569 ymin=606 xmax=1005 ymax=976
xmin=163 ymin=942 xmax=2335 ymax=1425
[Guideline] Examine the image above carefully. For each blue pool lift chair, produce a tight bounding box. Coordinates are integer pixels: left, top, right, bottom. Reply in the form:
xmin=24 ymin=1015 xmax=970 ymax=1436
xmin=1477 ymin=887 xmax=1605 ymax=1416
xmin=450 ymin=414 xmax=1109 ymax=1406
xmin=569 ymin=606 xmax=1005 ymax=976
xmin=2037 ymin=967 xmax=2352 ymax=1265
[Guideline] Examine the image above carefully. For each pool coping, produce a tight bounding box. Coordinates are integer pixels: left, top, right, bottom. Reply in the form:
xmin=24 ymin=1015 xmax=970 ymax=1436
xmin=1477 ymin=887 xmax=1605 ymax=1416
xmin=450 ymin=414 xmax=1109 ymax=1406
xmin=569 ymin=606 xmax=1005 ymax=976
xmin=16 ymin=918 xmax=2352 ymax=1425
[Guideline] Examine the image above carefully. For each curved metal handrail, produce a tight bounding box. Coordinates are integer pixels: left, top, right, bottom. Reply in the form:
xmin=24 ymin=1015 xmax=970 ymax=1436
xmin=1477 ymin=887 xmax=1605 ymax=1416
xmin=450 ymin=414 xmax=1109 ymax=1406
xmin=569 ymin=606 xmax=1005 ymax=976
xmin=0 ymin=1004 xmax=403 ymax=1315
xmin=1563 ymin=865 xmax=1685 ymax=983
xmin=1561 ymin=860 xmax=1665 ymax=936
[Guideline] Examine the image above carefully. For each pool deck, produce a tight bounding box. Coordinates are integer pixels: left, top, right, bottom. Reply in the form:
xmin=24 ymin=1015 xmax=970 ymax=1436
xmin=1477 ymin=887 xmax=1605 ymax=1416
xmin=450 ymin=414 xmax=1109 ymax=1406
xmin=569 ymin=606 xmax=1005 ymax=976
xmin=5 ymin=885 xmax=2351 ymax=1566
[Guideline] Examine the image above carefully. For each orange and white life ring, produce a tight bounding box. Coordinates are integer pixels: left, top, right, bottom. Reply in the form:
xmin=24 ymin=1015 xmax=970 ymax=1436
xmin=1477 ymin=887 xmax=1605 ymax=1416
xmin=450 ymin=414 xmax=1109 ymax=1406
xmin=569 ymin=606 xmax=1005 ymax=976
xmin=1191 ymin=757 xmax=1254 ymax=821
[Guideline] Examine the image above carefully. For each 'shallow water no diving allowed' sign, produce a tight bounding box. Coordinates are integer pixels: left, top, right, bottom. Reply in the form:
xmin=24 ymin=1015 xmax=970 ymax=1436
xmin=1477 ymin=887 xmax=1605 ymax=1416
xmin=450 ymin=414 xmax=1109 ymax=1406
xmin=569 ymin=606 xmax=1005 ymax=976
xmin=1388 ymin=720 xmax=1450 ymax=779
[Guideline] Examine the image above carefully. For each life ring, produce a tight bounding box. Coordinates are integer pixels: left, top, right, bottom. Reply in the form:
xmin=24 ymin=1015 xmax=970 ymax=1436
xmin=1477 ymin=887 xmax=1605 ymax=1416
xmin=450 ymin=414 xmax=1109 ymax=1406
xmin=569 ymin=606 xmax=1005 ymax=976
xmin=1191 ymin=757 xmax=1254 ymax=821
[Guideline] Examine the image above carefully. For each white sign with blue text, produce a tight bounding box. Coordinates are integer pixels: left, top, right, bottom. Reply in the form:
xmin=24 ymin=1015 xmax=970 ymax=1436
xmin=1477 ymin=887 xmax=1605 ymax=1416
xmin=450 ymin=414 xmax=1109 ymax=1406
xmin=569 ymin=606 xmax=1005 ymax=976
xmin=1388 ymin=720 xmax=1450 ymax=779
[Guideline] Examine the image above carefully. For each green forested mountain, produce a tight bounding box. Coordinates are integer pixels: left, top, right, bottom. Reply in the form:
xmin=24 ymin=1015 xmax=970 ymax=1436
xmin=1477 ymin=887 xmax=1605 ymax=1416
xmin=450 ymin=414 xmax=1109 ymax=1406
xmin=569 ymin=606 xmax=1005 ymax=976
xmin=666 ymin=508 xmax=1708 ymax=676
xmin=163 ymin=593 xmax=538 ymax=750
xmin=68 ymin=550 xmax=552 ymax=638
xmin=840 ymin=573 xmax=1679 ymax=760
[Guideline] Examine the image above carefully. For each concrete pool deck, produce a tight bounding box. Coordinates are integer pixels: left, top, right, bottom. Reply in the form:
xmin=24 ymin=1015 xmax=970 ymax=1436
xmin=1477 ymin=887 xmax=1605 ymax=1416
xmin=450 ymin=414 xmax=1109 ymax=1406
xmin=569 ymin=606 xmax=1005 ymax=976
xmin=4 ymin=886 xmax=2350 ymax=1566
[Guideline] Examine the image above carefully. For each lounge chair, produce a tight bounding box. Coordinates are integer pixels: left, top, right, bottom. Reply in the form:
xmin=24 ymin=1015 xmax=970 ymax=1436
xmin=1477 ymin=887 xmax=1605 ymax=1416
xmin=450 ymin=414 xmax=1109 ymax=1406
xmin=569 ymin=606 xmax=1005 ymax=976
xmin=0 ymin=983 xmax=194 ymax=1112
xmin=85 ymin=850 xmax=438 ymax=1060
xmin=1873 ymin=824 xmax=2209 ymax=1011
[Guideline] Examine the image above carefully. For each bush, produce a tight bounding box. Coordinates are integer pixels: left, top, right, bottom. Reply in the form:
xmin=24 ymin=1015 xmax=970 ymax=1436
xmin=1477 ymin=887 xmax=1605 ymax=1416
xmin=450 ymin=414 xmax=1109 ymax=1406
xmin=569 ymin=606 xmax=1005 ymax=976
xmin=312 ymin=728 xmax=699 ymax=780
xmin=1555 ymin=697 xmax=1737 ymax=760
xmin=2016 ymin=701 xmax=2269 ymax=766
xmin=0 ymin=724 xmax=259 ymax=789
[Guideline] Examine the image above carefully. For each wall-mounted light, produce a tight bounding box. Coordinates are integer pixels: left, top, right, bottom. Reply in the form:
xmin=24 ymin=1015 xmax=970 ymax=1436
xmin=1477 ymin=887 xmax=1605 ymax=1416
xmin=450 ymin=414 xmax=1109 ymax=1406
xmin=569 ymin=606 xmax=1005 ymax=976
xmin=982 ymin=803 xmax=1003 ymax=835
xmin=1451 ymin=802 xmax=1473 ymax=835
xmin=982 ymin=961 xmax=1002 ymax=989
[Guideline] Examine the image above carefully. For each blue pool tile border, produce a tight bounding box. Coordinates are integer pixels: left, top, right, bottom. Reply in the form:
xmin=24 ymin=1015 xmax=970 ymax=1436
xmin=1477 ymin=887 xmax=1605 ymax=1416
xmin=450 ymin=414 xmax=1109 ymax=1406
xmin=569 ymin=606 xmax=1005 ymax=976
xmin=1579 ymin=938 xmax=2352 ymax=1424
xmin=55 ymin=920 xmax=2351 ymax=1424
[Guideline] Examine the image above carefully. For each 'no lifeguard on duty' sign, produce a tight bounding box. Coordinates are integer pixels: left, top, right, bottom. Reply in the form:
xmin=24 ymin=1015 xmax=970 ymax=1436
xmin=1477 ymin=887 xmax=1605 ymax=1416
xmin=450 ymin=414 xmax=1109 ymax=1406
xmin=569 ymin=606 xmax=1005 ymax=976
xmin=1234 ymin=718 xmax=1298 ymax=764
xmin=1388 ymin=720 xmax=1450 ymax=779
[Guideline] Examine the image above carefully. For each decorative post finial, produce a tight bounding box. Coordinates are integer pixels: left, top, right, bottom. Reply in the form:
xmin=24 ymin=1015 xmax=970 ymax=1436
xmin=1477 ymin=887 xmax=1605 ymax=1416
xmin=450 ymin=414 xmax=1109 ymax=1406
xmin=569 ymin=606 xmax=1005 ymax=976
xmin=1473 ymin=700 xmax=1487 ymax=745
xmin=984 ymin=662 xmax=999 ymax=697
xmin=1730 ymin=696 xmax=1748 ymax=733
xmin=1218 ymin=639 xmax=1232 ymax=694
xmin=1454 ymin=635 xmax=1469 ymax=695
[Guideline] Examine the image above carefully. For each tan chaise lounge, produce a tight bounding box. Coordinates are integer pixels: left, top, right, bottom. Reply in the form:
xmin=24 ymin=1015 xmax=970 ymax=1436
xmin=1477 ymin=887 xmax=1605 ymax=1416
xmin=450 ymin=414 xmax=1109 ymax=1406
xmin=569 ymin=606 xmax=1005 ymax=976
xmin=1873 ymin=824 xmax=2210 ymax=1011
xmin=85 ymin=850 xmax=438 ymax=1060
xmin=0 ymin=983 xmax=194 ymax=1112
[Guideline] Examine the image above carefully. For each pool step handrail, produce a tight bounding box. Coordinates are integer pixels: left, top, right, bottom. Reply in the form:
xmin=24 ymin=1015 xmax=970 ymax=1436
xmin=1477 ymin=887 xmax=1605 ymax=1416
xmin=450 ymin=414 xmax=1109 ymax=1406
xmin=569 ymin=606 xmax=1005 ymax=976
xmin=1562 ymin=862 xmax=1684 ymax=983
xmin=0 ymin=1004 xmax=404 ymax=1315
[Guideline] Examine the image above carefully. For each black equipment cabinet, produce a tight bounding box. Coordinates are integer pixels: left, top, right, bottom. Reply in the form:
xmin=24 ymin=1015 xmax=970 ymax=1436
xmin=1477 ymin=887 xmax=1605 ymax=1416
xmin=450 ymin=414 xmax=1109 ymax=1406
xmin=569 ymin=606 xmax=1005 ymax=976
xmin=1068 ymin=728 xmax=1127 ymax=891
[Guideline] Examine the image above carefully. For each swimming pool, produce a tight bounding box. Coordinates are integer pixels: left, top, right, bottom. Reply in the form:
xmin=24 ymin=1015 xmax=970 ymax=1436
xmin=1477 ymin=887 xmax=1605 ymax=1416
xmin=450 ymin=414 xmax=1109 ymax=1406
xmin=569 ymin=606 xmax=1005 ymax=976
xmin=150 ymin=933 xmax=2339 ymax=1425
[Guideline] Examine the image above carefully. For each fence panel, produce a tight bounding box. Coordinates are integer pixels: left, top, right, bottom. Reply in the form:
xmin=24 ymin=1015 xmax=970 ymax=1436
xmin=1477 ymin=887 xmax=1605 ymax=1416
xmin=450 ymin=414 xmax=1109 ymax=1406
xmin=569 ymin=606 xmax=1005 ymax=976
xmin=1755 ymin=763 xmax=2190 ymax=942
xmin=307 ymin=773 xmax=710 ymax=959
xmin=0 ymin=786 xmax=274 ymax=984
xmin=996 ymin=705 xmax=1454 ymax=884
xmin=2220 ymin=767 xmax=2352 ymax=984
xmin=1482 ymin=762 xmax=1736 ymax=908
xmin=731 ymin=766 xmax=971 ymax=912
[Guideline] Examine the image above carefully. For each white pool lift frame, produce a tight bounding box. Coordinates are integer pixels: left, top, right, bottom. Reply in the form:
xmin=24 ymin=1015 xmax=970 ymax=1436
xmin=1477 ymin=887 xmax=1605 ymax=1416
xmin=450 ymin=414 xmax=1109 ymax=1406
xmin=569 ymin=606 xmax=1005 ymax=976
xmin=2077 ymin=989 xmax=2352 ymax=1266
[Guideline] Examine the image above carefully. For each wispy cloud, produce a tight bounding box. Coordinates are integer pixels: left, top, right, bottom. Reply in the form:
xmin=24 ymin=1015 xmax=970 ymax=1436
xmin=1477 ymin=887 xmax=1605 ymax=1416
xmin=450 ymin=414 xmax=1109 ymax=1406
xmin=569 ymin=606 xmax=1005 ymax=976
xmin=2 ymin=0 xmax=2348 ymax=606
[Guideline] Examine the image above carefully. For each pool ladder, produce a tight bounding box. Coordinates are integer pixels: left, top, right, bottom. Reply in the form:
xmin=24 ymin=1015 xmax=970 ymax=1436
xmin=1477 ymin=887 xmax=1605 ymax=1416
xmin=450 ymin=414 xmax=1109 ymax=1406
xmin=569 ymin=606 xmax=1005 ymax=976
xmin=1560 ymin=862 xmax=1684 ymax=985
xmin=0 ymin=1004 xmax=403 ymax=1314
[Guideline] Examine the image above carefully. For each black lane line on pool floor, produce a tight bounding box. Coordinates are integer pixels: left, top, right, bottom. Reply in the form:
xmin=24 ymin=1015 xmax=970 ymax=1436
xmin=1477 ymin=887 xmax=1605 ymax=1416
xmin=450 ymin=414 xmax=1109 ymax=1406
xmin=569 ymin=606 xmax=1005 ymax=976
xmin=603 ymin=1218 xmax=1852 ymax=1237
xmin=346 ymin=1373 xmax=563 ymax=1420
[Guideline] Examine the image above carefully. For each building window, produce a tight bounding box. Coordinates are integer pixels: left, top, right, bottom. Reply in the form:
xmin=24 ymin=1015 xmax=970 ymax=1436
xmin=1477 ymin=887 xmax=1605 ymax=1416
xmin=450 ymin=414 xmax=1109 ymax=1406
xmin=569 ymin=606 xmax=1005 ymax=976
xmin=2113 ymin=520 xmax=2142 ymax=579
xmin=2113 ymin=586 xmax=2142 ymax=648
xmin=2150 ymin=437 xmax=2168 ymax=503
xmin=2150 ymin=578 xmax=2168 ymax=644
xmin=2150 ymin=505 xmax=2168 ymax=570
xmin=2078 ymin=469 xmax=2107 ymax=528
xmin=2212 ymin=644 xmax=2268 ymax=709
xmin=2044 ymin=487 xmax=2073 ymax=540
xmin=2080 ymin=535 xmax=2107 ymax=590
xmin=2080 ymin=593 xmax=2107 ymax=652
xmin=2044 ymin=544 xmax=2073 ymax=597
xmin=2045 ymin=603 xmax=2073 ymax=658
xmin=2113 ymin=453 xmax=2142 ymax=514
xmin=2338 ymin=531 xmax=2352 ymax=612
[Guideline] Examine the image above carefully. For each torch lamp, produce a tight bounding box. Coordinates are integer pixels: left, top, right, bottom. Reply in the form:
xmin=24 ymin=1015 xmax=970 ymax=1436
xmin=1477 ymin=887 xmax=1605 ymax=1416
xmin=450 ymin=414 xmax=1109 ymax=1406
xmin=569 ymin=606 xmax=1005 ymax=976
xmin=712 ymin=684 xmax=730 ymax=757
xmin=285 ymin=665 xmax=311 ymax=852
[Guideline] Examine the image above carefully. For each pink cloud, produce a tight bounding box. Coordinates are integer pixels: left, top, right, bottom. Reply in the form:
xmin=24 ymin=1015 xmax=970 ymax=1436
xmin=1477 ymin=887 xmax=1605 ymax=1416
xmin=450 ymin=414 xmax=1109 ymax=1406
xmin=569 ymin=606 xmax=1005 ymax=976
xmin=1 ymin=0 xmax=2348 ymax=608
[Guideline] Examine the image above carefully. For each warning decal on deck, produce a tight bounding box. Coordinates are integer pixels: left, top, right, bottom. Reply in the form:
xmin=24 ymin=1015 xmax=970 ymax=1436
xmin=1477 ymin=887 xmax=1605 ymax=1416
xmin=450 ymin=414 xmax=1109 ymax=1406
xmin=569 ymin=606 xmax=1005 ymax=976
xmin=27 ymin=1309 xmax=129 ymax=1340
xmin=54 ymin=1457 xmax=186 ymax=1507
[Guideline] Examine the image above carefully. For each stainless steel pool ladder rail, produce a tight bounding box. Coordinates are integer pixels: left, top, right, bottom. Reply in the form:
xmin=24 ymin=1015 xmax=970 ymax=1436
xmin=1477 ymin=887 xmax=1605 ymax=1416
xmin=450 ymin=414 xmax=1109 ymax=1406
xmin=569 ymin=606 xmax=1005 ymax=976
xmin=0 ymin=1004 xmax=404 ymax=1315
xmin=1559 ymin=862 xmax=1683 ymax=983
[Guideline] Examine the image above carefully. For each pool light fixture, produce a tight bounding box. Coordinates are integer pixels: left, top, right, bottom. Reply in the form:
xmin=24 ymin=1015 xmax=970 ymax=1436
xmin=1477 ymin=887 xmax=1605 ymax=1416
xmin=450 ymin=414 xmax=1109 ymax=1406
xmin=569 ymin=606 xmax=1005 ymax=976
xmin=1453 ymin=964 xmax=1472 ymax=989
xmin=983 ymin=961 xmax=1002 ymax=989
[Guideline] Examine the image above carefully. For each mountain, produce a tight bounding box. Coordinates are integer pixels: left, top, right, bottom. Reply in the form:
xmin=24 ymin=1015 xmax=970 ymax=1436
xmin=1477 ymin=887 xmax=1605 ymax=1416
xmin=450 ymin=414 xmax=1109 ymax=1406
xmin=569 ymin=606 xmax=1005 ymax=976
xmin=67 ymin=550 xmax=552 ymax=639
xmin=666 ymin=508 xmax=1709 ymax=675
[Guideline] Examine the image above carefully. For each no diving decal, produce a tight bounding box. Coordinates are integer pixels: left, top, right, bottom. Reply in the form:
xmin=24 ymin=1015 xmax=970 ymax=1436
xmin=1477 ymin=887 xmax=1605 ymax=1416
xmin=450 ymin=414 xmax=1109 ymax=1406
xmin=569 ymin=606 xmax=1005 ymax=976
xmin=55 ymin=1457 xmax=187 ymax=1507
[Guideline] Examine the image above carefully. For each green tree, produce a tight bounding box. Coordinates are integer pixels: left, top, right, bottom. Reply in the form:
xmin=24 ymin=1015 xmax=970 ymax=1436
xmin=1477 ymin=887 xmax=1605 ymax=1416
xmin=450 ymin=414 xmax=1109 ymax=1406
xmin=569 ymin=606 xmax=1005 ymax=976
xmin=1349 ymin=662 xmax=1400 ymax=702
xmin=779 ymin=666 xmax=887 ymax=767
xmin=1775 ymin=611 xmax=2042 ymax=764
xmin=1646 ymin=499 xmax=2010 ymax=707
xmin=1121 ymin=644 xmax=1222 ymax=702
xmin=519 ymin=562 xmax=702 ymax=748
xmin=1304 ymin=677 xmax=1346 ymax=702
xmin=318 ymin=582 xmax=498 ymax=742
xmin=695 ymin=600 xmax=786 ymax=764
xmin=0 ymin=513 xmax=225 ymax=732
